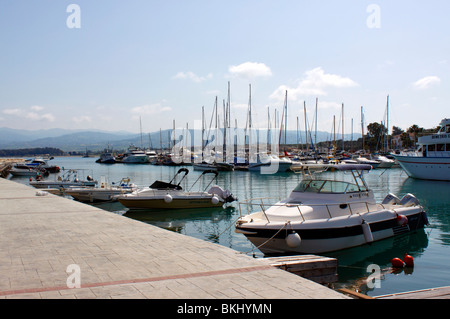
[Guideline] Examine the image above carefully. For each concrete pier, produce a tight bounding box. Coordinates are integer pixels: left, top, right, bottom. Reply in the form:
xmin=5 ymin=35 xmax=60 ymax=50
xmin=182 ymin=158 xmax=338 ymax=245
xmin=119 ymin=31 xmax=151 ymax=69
xmin=0 ymin=178 xmax=348 ymax=299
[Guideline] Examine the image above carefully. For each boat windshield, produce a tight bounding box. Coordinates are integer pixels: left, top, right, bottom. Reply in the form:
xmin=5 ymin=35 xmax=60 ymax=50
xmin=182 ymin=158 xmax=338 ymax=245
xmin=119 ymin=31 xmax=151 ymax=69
xmin=293 ymin=179 xmax=364 ymax=194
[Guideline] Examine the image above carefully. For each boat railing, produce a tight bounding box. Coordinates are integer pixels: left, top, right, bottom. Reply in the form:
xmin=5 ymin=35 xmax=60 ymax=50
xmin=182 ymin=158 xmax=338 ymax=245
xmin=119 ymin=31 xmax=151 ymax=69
xmin=238 ymin=197 xmax=380 ymax=223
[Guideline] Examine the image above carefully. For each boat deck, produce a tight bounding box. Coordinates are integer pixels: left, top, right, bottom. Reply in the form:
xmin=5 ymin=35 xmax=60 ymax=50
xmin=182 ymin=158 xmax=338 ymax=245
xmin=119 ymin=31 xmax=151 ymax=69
xmin=0 ymin=178 xmax=347 ymax=299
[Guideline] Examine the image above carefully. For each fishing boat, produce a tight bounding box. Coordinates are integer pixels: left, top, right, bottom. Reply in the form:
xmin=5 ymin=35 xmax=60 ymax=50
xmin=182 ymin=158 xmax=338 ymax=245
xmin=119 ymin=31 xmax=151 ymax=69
xmin=64 ymin=177 xmax=137 ymax=202
xmin=392 ymin=118 xmax=450 ymax=181
xmin=235 ymin=164 xmax=428 ymax=254
xmin=117 ymin=168 xmax=237 ymax=210
xmin=29 ymin=169 xmax=97 ymax=189
xmin=96 ymin=147 xmax=116 ymax=164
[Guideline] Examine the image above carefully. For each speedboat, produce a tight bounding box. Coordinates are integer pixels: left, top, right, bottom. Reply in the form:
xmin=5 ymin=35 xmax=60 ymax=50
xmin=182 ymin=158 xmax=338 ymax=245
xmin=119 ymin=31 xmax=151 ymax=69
xmin=193 ymin=162 xmax=234 ymax=171
xmin=392 ymin=118 xmax=450 ymax=181
xmin=64 ymin=177 xmax=137 ymax=202
xmin=9 ymin=156 xmax=60 ymax=176
xmin=9 ymin=163 xmax=48 ymax=177
xmin=372 ymin=155 xmax=395 ymax=169
xmin=117 ymin=168 xmax=237 ymax=210
xmin=354 ymin=155 xmax=381 ymax=169
xmin=29 ymin=169 xmax=97 ymax=189
xmin=235 ymin=164 xmax=428 ymax=255
xmin=248 ymin=154 xmax=292 ymax=173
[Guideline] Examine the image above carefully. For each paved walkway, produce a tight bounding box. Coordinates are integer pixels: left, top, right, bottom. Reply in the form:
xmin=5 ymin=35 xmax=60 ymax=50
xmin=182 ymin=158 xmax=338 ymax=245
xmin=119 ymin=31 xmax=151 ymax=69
xmin=0 ymin=178 xmax=348 ymax=299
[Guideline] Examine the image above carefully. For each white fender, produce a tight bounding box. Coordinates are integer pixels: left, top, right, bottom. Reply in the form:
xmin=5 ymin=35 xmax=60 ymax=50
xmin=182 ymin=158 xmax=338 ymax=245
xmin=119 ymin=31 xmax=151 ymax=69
xmin=164 ymin=194 xmax=173 ymax=203
xmin=362 ymin=220 xmax=373 ymax=243
xmin=211 ymin=195 xmax=220 ymax=205
xmin=285 ymin=232 xmax=301 ymax=248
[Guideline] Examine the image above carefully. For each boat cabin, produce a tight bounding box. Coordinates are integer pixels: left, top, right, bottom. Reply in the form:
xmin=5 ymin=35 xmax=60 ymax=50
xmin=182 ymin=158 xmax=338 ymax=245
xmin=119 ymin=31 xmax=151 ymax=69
xmin=416 ymin=118 xmax=450 ymax=157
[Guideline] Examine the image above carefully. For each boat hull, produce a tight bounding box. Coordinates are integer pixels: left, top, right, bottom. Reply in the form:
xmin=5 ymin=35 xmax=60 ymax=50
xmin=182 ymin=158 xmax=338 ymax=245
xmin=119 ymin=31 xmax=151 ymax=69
xmin=393 ymin=155 xmax=450 ymax=181
xmin=65 ymin=189 xmax=133 ymax=202
xmin=236 ymin=210 xmax=427 ymax=254
xmin=117 ymin=197 xmax=224 ymax=209
xmin=30 ymin=181 xmax=98 ymax=189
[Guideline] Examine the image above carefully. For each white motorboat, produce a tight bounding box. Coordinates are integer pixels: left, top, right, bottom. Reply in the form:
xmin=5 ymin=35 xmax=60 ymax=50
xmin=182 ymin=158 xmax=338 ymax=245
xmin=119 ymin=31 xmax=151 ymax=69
xmin=393 ymin=118 xmax=450 ymax=181
xmin=372 ymin=155 xmax=395 ymax=169
xmin=193 ymin=162 xmax=234 ymax=171
xmin=117 ymin=168 xmax=237 ymax=210
xmin=9 ymin=156 xmax=60 ymax=176
xmin=9 ymin=164 xmax=48 ymax=177
xmin=117 ymin=145 xmax=149 ymax=164
xmin=64 ymin=177 xmax=137 ymax=202
xmin=30 ymin=169 xmax=97 ymax=189
xmin=354 ymin=155 xmax=381 ymax=169
xmin=248 ymin=154 xmax=292 ymax=173
xmin=235 ymin=164 xmax=428 ymax=255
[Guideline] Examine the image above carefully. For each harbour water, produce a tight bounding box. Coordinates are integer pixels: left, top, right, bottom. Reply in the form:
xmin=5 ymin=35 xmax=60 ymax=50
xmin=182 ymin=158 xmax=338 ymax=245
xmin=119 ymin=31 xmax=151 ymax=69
xmin=8 ymin=156 xmax=450 ymax=298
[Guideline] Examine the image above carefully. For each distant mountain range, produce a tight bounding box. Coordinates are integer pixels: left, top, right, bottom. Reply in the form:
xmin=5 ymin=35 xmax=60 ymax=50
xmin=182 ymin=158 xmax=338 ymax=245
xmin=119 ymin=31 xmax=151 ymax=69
xmin=0 ymin=127 xmax=361 ymax=152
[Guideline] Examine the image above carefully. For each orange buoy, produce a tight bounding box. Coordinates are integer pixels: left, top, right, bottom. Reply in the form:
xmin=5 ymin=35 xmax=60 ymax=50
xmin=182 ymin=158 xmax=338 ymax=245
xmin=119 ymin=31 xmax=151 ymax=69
xmin=391 ymin=257 xmax=405 ymax=268
xmin=404 ymin=253 xmax=414 ymax=267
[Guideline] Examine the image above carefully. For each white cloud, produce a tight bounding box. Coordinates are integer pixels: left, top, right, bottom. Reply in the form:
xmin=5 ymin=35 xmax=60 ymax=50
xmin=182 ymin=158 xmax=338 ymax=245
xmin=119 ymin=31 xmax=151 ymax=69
xmin=72 ymin=115 xmax=92 ymax=124
xmin=3 ymin=108 xmax=22 ymax=115
xmin=228 ymin=62 xmax=272 ymax=78
xmin=412 ymin=76 xmax=441 ymax=90
xmin=30 ymin=105 xmax=44 ymax=112
xmin=131 ymin=103 xmax=172 ymax=115
xmin=270 ymin=67 xmax=358 ymax=101
xmin=2 ymin=106 xmax=55 ymax=122
xmin=173 ymin=71 xmax=212 ymax=83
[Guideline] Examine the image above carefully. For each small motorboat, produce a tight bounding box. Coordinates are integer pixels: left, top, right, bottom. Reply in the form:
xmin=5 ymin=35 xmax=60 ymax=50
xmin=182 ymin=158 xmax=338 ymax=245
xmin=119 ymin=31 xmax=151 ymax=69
xmin=117 ymin=168 xmax=237 ymax=210
xmin=235 ymin=164 xmax=428 ymax=255
xmin=29 ymin=169 xmax=97 ymax=189
xmin=64 ymin=177 xmax=137 ymax=202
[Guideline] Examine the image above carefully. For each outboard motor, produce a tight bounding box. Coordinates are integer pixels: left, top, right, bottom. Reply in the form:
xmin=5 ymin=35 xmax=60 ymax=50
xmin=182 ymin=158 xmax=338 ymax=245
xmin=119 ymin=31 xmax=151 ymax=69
xmin=400 ymin=193 xmax=420 ymax=207
xmin=382 ymin=193 xmax=401 ymax=205
xmin=208 ymin=186 xmax=237 ymax=203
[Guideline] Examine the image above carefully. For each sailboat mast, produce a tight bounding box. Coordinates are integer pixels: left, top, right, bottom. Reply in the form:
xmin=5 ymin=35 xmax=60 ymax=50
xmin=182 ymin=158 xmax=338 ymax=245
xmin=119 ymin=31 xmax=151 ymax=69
xmin=361 ymin=106 xmax=365 ymax=152
xmin=386 ymin=94 xmax=389 ymax=152
xmin=304 ymin=101 xmax=308 ymax=153
xmin=342 ymin=103 xmax=344 ymax=151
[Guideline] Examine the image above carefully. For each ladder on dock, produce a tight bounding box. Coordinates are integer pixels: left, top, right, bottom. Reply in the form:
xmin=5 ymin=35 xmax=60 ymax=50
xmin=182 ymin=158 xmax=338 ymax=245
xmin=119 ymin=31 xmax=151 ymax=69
xmin=264 ymin=255 xmax=338 ymax=285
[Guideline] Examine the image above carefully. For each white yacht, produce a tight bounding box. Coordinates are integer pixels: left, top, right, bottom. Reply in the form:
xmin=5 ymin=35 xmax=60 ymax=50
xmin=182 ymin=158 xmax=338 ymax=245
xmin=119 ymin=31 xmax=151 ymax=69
xmin=117 ymin=145 xmax=149 ymax=164
xmin=235 ymin=164 xmax=428 ymax=254
xmin=393 ymin=118 xmax=450 ymax=181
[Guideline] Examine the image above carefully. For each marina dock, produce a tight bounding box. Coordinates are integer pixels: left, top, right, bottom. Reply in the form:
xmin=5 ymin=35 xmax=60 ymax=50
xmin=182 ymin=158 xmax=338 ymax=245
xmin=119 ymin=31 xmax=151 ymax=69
xmin=0 ymin=178 xmax=347 ymax=299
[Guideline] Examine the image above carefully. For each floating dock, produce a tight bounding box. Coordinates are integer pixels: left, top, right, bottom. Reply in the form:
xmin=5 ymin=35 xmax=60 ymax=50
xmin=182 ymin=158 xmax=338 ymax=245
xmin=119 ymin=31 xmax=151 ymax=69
xmin=264 ymin=255 xmax=338 ymax=285
xmin=0 ymin=178 xmax=347 ymax=299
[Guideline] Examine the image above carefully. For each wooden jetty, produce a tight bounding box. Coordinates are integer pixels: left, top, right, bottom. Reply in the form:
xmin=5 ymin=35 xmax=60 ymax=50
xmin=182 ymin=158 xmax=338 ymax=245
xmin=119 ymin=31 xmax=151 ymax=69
xmin=264 ymin=255 xmax=338 ymax=285
xmin=375 ymin=286 xmax=450 ymax=299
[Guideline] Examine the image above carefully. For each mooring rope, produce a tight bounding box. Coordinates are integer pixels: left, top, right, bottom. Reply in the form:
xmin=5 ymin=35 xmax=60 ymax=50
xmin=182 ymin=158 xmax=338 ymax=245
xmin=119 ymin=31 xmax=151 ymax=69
xmin=241 ymin=221 xmax=290 ymax=255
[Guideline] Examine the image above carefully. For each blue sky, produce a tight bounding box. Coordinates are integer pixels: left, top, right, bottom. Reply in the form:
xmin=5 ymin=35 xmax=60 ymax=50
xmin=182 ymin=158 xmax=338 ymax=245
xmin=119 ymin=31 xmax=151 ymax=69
xmin=0 ymin=1 xmax=448 ymax=136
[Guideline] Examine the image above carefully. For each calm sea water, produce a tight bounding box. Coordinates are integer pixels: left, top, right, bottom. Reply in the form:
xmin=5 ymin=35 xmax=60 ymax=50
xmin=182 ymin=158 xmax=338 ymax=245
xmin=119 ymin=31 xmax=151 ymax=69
xmin=9 ymin=156 xmax=450 ymax=297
